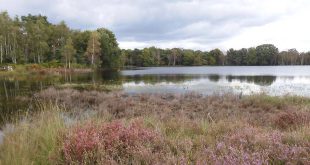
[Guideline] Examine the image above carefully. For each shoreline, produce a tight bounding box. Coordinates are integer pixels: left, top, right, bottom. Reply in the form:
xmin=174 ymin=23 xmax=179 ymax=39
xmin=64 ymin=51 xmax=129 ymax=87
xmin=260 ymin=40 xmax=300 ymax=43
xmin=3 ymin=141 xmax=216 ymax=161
xmin=0 ymin=64 xmax=93 ymax=77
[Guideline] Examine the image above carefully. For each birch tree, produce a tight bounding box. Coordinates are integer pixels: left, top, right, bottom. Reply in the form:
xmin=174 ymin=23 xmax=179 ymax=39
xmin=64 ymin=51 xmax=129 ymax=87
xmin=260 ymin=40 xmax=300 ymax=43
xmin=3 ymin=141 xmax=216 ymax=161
xmin=62 ymin=37 xmax=76 ymax=68
xmin=85 ymin=31 xmax=101 ymax=66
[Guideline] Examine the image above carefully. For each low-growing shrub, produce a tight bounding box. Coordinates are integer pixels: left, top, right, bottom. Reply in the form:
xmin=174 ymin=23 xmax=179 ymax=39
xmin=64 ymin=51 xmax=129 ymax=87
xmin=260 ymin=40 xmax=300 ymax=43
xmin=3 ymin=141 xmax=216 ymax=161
xmin=197 ymin=126 xmax=310 ymax=164
xmin=62 ymin=120 xmax=162 ymax=164
xmin=273 ymin=111 xmax=310 ymax=130
xmin=2 ymin=89 xmax=310 ymax=164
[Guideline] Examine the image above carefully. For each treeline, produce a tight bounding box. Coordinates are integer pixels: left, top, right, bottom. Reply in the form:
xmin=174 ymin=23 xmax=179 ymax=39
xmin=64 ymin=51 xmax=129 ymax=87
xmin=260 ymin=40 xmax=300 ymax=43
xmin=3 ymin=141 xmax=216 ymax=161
xmin=0 ymin=11 xmax=121 ymax=69
xmin=122 ymin=45 xmax=310 ymax=67
xmin=1 ymin=11 xmax=310 ymax=68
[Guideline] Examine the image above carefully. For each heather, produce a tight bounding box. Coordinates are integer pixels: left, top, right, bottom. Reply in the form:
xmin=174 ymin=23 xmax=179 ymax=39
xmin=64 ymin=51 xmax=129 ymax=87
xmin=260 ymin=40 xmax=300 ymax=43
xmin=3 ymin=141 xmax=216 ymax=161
xmin=0 ymin=88 xmax=309 ymax=164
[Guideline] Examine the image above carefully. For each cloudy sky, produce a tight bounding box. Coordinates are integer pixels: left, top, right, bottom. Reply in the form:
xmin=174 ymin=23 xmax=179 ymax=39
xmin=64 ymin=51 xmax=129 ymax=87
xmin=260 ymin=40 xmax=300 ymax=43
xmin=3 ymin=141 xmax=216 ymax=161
xmin=1 ymin=0 xmax=310 ymax=51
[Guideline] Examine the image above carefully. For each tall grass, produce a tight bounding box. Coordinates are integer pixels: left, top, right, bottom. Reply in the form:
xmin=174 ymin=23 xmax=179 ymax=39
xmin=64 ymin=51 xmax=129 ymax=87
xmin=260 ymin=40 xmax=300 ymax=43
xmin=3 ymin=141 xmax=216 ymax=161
xmin=0 ymin=104 xmax=65 ymax=165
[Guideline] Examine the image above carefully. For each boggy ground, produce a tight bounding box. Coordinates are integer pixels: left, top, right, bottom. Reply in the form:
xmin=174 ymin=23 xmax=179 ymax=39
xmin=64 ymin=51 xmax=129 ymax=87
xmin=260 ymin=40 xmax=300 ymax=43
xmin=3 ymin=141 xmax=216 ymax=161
xmin=0 ymin=88 xmax=310 ymax=164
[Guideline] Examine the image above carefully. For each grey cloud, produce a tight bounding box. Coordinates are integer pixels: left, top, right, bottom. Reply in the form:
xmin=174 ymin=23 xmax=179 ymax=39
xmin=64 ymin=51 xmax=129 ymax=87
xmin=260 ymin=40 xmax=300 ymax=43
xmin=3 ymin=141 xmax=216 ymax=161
xmin=1 ymin=0 xmax=308 ymax=50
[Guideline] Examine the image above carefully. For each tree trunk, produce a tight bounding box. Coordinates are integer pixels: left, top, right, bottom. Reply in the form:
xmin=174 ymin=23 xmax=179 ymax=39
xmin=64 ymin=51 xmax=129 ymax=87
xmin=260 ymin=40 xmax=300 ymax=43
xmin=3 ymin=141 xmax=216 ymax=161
xmin=92 ymin=54 xmax=94 ymax=65
xmin=24 ymin=42 xmax=28 ymax=63
xmin=9 ymin=42 xmax=12 ymax=63
xmin=156 ymin=53 xmax=160 ymax=65
xmin=65 ymin=55 xmax=68 ymax=68
xmin=168 ymin=55 xmax=171 ymax=66
xmin=173 ymin=55 xmax=176 ymax=66
xmin=12 ymin=38 xmax=16 ymax=64
xmin=4 ymin=36 xmax=8 ymax=57
xmin=0 ymin=44 xmax=3 ymax=64
xmin=52 ymin=44 xmax=56 ymax=60
xmin=92 ymin=37 xmax=94 ymax=65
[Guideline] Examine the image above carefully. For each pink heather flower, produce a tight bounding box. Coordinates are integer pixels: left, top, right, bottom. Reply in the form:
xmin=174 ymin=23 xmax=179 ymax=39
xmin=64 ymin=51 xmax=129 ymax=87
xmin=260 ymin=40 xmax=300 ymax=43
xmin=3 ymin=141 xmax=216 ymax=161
xmin=62 ymin=120 xmax=158 ymax=163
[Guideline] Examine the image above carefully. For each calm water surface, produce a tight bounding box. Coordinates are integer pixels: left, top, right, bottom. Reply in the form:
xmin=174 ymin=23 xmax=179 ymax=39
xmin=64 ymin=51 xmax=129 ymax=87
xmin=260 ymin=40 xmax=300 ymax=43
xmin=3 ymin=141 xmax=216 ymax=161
xmin=122 ymin=66 xmax=310 ymax=96
xmin=1 ymin=66 xmax=310 ymax=121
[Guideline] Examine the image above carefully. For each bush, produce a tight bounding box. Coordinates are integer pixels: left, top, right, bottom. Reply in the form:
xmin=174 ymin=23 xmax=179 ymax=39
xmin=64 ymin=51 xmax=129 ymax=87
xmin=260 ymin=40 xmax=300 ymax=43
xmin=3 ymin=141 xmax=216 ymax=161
xmin=41 ymin=60 xmax=64 ymax=68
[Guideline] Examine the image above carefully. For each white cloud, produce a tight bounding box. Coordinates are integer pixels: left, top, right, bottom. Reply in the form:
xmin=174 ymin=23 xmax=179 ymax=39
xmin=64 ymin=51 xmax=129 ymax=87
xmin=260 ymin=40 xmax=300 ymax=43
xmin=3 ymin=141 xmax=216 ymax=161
xmin=1 ymin=0 xmax=309 ymax=51
xmin=221 ymin=3 xmax=310 ymax=52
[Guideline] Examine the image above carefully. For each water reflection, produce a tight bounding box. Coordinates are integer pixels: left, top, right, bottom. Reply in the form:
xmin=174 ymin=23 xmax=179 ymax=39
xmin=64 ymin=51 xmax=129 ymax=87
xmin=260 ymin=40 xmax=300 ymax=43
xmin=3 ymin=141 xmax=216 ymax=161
xmin=120 ymin=66 xmax=310 ymax=97
xmin=208 ymin=75 xmax=221 ymax=82
xmin=226 ymin=75 xmax=277 ymax=86
xmin=122 ymin=75 xmax=277 ymax=86
xmin=122 ymin=75 xmax=310 ymax=97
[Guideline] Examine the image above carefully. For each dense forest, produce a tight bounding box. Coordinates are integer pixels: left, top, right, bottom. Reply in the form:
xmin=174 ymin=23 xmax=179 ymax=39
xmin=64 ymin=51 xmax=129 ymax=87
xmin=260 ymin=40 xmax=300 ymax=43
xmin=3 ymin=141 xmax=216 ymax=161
xmin=1 ymin=11 xmax=310 ymax=68
xmin=0 ymin=11 xmax=121 ymax=69
xmin=124 ymin=45 xmax=310 ymax=67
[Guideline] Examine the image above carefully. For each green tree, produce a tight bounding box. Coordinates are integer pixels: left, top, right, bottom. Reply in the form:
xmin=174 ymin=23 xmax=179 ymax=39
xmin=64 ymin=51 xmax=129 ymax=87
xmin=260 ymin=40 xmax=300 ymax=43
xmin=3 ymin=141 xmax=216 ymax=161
xmin=183 ymin=50 xmax=195 ymax=65
xmin=193 ymin=51 xmax=205 ymax=66
xmin=238 ymin=48 xmax=248 ymax=65
xmin=139 ymin=48 xmax=156 ymax=66
xmin=49 ymin=21 xmax=70 ymax=61
xmin=85 ymin=31 xmax=101 ymax=66
xmin=150 ymin=46 xmax=161 ymax=66
xmin=71 ymin=30 xmax=90 ymax=64
xmin=0 ymin=11 xmax=19 ymax=63
xmin=246 ymin=47 xmax=257 ymax=65
xmin=62 ymin=37 xmax=76 ymax=68
xmin=300 ymin=52 xmax=310 ymax=65
xmin=168 ymin=48 xmax=181 ymax=66
xmin=0 ymin=12 xmax=10 ymax=63
xmin=97 ymin=28 xmax=121 ymax=70
xmin=209 ymin=49 xmax=224 ymax=65
xmin=256 ymin=44 xmax=278 ymax=65
xmin=226 ymin=49 xmax=237 ymax=65
xmin=21 ymin=14 xmax=51 ymax=63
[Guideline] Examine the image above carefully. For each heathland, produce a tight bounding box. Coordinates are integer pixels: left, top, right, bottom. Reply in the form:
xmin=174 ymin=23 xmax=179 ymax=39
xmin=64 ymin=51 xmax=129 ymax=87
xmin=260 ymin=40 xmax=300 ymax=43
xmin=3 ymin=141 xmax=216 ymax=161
xmin=0 ymin=87 xmax=309 ymax=164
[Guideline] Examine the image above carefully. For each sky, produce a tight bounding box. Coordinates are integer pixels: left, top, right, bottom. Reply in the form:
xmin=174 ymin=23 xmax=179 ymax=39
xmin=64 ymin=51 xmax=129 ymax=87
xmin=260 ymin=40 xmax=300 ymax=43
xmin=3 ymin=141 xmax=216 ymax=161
xmin=1 ymin=0 xmax=310 ymax=52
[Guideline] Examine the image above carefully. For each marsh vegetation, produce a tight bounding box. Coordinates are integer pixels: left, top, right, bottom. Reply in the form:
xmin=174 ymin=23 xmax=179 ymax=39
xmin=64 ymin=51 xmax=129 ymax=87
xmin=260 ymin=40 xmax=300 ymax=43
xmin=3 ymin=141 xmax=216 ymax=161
xmin=0 ymin=88 xmax=309 ymax=164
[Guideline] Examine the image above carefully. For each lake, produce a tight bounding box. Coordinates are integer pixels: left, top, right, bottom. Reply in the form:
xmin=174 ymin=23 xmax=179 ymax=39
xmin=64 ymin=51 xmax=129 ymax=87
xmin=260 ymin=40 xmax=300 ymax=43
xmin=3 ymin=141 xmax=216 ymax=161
xmin=1 ymin=66 xmax=310 ymax=121
xmin=122 ymin=66 xmax=310 ymax=96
